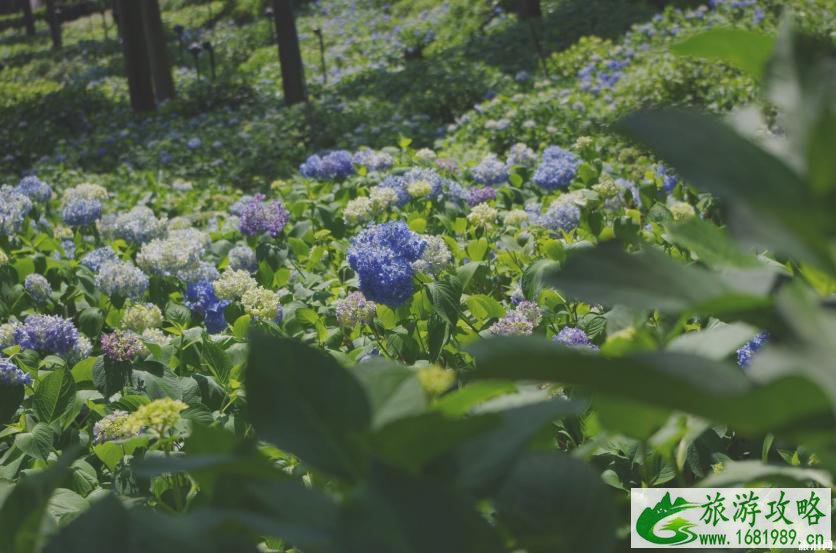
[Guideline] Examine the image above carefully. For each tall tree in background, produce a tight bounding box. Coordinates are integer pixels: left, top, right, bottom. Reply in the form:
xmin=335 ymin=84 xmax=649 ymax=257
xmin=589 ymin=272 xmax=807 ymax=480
xmin=140 ymin=0 xmax=175 ymax=101
xmin=116 ymin=0 xmax=155 ymax=112
xmin=271 ymin=0 xmax=307 ymax=106
xmin=45 ymin=0 xmax=62 ymax=49
xmin=517 ymin=0 xmax=541 ymax=20
xmin=19 ymin=0 xmax=35 ymax=37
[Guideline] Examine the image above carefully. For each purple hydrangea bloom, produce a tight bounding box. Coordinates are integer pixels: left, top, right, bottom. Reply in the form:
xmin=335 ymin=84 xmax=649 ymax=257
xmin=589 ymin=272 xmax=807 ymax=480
xmin=15 ymin=315 xmax=79 ymax=354
xmin=468 ymin=186 xmax=497 ymax=206
xmin=736 ymin=332 xmax=768 ymax=368
xmin=101 ymin=330 xmax=144 ymax=362
xmin=185 ymin=280 xmax=230 ymax=333
xmin=0 ymin=356 xmax=31 ymax=386
xmin=239 ymin=194 xmax=290 ymax=238
xmin=553 ymin=327 xmax=598 ymax=350
xmin=16 ymin=176 xmax=52 ymax=203
xmin=347 ymin=222 xmax=427 ymax=307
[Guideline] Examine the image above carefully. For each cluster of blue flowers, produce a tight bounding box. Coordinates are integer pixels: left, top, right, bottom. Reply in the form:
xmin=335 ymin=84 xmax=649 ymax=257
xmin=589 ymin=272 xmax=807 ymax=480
xmin=553 ymin=327 xmax=598 ymax=350
xmin=655 ymin=164 xmax=679 ymax=193
xmin=81 ymin=246 xmax=119 ymax=272
xmin=228 ymin=245 xmax=257 ymax=272
xmin=0 ymin=186 xmax=33 ymax=235
xmin=347 ymin=222 xmax=427 ymax=307
xmin=14 ymin=314 xmax=79 ymax=355
xmin=24 ymin=274 xmax=51 ymax=304
xmin=62 ymin=198 xmax=102 ymax=227
xmin=353 ymin=149 xmax=394 ymax=172
xmin=375 ymin=175 xmax=411 ymax=206
xmin=16 ymin=176 xmax=52 ymax=203
xmin=578 ymin=52 xmax=634 ymax=95
xmin=0 ymin=356 xmax=31 ymax=387
xmin=533 ymin=146 xmax=580 ymax=190
xmin=185 ymin=280 xmax=230 ymax=333
xmin=238 ymin=194 xmax=290 ymax=238
xmin=736 ymin=332 xmax=768 ymax=368
xmin=540 ymin=200 xmax=581 ymax=232
xmin=96 ymin=260 xmax=150 ymax=299
xmin=300 ymin=150 xmax=355 ymax=180
xmin=102 ymin=206 xmax=167 ymax=244
xmin=470 ymin=154 xmax=508 ymax=186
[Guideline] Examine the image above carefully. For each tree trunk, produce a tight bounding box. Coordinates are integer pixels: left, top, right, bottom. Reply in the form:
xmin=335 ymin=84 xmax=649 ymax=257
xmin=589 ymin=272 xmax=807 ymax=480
xmin=271 ymin=0 xmax=307 ymax=106
xmin=517 ymin=0 xmax=542 ymax=20
xmin=45 ymin=0 xmax=62 ymax=49
xmin=140 ymin=0 xmax=175 ymax=101
xmin=20 ymin=0 xmax=35 ymax=37
xmin=116 ymin=0 xmax=156 ymax=112
xmin=111 ymin=0 xmax=122 ymax=37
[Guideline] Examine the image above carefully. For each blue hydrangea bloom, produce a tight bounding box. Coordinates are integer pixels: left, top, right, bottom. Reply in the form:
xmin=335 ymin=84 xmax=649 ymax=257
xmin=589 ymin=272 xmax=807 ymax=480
xmin=185 ymin=280 xmax=230 ymax=333
xmin=347 ymin=222 xmax=427 ymax=307
xmin=61 ymin=239 xmax=76 ymax=259
xmin=16 ymin=176 xmax=52 ymax=203
xmin=96 ymin=261 xmax=149 ymax=299
xmin=376 ymin=175 xmax=411 ymax=206
xmin=534 ymin=147 xmax=579 ymax=190
xmin=62 ymin=199 xmax=102 ymax=227
xmin=470 ymin=154 xmax=508 ymax=186
xmin=553 ymin=327 xmax=598 ymax=350
xmin=24 ymin=273 xmax=51 ymax=303
xmin=15 ymin=314 xmax=79 ymax=354
xmin=736 ymin=332 xmax=768 ymax=368
xmin=541 ymin=200 xmax=581 ymax=232
xmin=228 ymin=245 xmax=257 ymax=272
xmin=238 ymin=194 xmax=290 ymax=237
xmin=0 ymin=356 xmax=31 ymax=386
xmin=300 ymin=150 xmax=355 ymax=180
xmin=81 ymin=246 xmax=118 ymax=272
xmin=402 ymin=168 xmax=443 ymax=199
xmin=656 ymin=164 xmax=679 ymax=193
xmin=0 ymin=186 xmax=33 ymax=235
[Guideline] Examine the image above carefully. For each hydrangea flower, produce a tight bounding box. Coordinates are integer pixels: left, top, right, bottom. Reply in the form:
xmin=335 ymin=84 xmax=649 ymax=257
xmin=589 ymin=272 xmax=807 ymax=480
xmin=124 ymin=397 xmax=187 ymax=436
xmin=470 ymin=154 xmax=508 ymax=186
xmin=489 ymin=301 xmax=543 ymax=336
xmin=101 ymin=330 xmax=145 ymax=362
xmin=61 ymin=183 xmax=108 ymax=207
xmin=504 ymin=209 xmax=529 ymax=226
xmin=81 ymin=246 xmax=118 ymax=272
xmin=16 ymin=175 xmax=52 ymax=203
xmin=334 ymin=291 xmax=377 ymax=327
xmin=506 ymin=144 xmax=538 ymax=169
xmin=241 ymin=286 xmax=283 ymax=321
xmin=228 ymin=245 xmax=257 ymax=272
xmin=62 ymin=199 xmax=102 ymax=227
xmin=24 ymin=273 xmax=51 ymax=304
xmin=300 ymin=150 xmax=355 ymax=180
xmin=369 ymin=186 xmax=400 ymax=210
xmin=402 ymin=168 xmax=443 ymax=199
xmin=375 ymin=175 xmax=410 ymax=206
xmin=0 ymin=356 xmax=31 ymax=386
xmin=0 ymin=322 xmax=19 ymax=348
xmin=64 ymin=335 xmax=92 ymax=366
xmin=412 ymin=235 xmax=452 ymax=274
xmin=347 ymin=222 xmax=427 ymax=307
xmin=15 ymin=314 xmax=79 ymax=354
xmin=467 ymin=203 xmax=498 ymax=228
xmin=100 ymin=206 xmax=167 ymax=244
xmin=737 ymin=332 xmax=768 ymax=368
xmin=93 ymin=410 xmax=133 ymax=443
xmin=344 ymin=197 xmax=374 ymax=225
xmin=177 ymin=261 xmax=220 ymax=285
xmin=468 ymin=186 xmax=497 ymax=206
xmin=137 ymin=234 xmax=204 ymax=277
xmin=213 ymin=269 xmax=258 ymax=301
xmin=0 ymin=186 xmax=33 ymax=235
xmin=417 ymin=365 xmax=455 ymax=395
xmin=541 ymin=199 xmax=581 ymax=232
xmin=553 ymin=327 xmax=598 ymax=350
xmin=534 ymin=146 xmax=580 ymax=190
xmin=353 ymin=149 xmax=393 ymax=172
xmin=669 ymin=201 xmax=696 ymax=221
xmin=239 ymin=194 xmax=290 ymax=238
xmin=121 ymin=303 xmax=163 ymax=333
xmin=185 ymin=280 xmax=230 ymax=333
xmin=96 ymin=261 xmax=149 ymax=299
xmin=655 ymin=164 xmax=679 ymax=193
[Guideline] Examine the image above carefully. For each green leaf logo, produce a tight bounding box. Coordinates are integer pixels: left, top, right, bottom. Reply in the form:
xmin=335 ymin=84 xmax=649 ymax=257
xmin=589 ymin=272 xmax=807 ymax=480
xmin=636 ymin=492 xmax=699 ymax=545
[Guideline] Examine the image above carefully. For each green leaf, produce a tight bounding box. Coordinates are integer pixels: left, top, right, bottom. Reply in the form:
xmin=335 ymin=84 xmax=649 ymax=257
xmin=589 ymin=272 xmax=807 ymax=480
xmin=337 ymin=463 xmax=504 ymax=553
xmin=666 ymin=322 xmax=756 ymax=360
xmin=14 ymin=423 xmax=54 ymax=461
xmin=616 ymin=109 xmax=835 ymax=273
xmin=452 ymin=395 xmax=583 ymax=495
xmin=46 ymin=488 xmax=89 ymax=527
xmin=0 ymin=447 xmax=79 ymax=553
xmin=545 ymin=241 xmax=772 ymax=315
xmin=468 ymin=337 xmax=834 ymax=436
xmin=424 ymin=280 xmax=462 ymax=327
xmin=465 ymin=238 xmax=488 ymax=262
xmin=373 ymin=413 xmax=499 ymax=472
xmin=699 ymin=460 xmax=832 ymax=488
xmin=432 ymin=380 xmax=517 ymax=416
xmin=42 ymin=493 xmax=127 ymax=553
xmin=246 ymin=332 xmax=371 ymax=479
xmin=495 ymin=452 xmax=616 ymax=553
xmin=666 ymin=218 xmax=759 ymax=268
xmin=33 ymin=369 xmax=76 ymax=423
xmin=348 ymin=359 xmax=426 ymax=430
xmin=0 ymin=385 xmax=24 ymax=425
xmin=672 ymin=28 xmax=776 ymax=79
